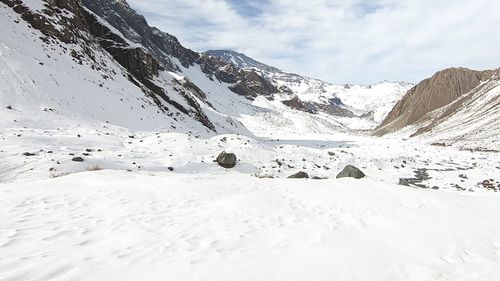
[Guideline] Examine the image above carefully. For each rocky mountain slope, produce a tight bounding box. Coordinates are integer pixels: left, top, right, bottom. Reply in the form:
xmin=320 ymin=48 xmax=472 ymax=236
xmin=375 ymin=67 xmax=500 ymax=150
xmin=0 ymin=0 xmax=414 ymax=140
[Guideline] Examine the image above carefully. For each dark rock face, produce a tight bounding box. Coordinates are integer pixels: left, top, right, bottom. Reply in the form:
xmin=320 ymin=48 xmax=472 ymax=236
xmin=81 ymin=0 xmax=198 ymax=71
xmin=288 ymin=171 xmax=310 ymax=179
xmin=230 ymin=71 xmax=279 ymax=99
xmin=22 ymin=152 xmax=36 ymax=156
xmin=217 ymin=152 xmax=237 ymax=168
xmin=204 ymin=50 xmax=281 ymax=73
xmin=198 ymin=54 xmax=280 ymax=98
xmin=315 ymin=103 xmax=355 ymax=117
xmin=82 ymin=1 xmax=281 ymax=100
xmin=80 ymin=10 xmax=160 ymax=80
xmin=72 ymin=156 xmax=84 ymax=162
xmin=336 ymin=165 xmax=365 ymax=179
xmin=282 ymin=96 xmax=317 ymax=114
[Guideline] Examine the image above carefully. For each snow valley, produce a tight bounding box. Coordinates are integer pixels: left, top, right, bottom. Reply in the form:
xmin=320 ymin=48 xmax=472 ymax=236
xmin=0 ymin=1 xmax=499 ymax=281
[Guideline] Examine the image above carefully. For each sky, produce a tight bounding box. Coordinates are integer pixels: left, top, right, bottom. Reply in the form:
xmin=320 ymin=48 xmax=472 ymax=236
xmin=127 ymin=0 xmax=500 ymax=84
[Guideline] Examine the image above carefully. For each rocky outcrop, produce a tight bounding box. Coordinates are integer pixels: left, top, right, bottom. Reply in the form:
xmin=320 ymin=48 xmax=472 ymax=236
xmin=81 ymin=0 xmax=199 ymax=71
xmin=282 ymin=96 xmax=317 ymax=114
xmin=198 ymin=54 xmax=280 ymax=98
xmin=315 ymin=98 xmax=356 ymax=117
xmin=287 ymin=171 xmax=310 ymax=179
xmin=217 ymin=152 xmax=237 ymax=168
xmin=204 ymin=50 xmax=281 ymax=73
xmin=376 ymin=67 xmax=495 ymax=135
xmin=336 ymin=165 xmax=365 ymax=179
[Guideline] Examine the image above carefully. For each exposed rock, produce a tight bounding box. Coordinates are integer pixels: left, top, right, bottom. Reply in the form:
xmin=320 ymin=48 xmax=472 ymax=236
xmin=72 ymin=156 xmax=84 ymax=162
xmin=230 ymin=71 xmax=279 ymax=98
xmin=205 ymin=50 xmax=281 ymax=73
xmin=315 ymin=102 xmax=355 ymax=117
xmin=477 ymin=179 xmax=499 ymax=191
xmin=282 ymin=96 xmax=317 ymax=114
xmin=376 ymin=67 xmax=496 ymax=135
xmin=217 ymin=152 xmax=237 ymax=168
xmin=22 ymin=152 xmax=36 ymax=156
xmin=81 ymin=0 xmax=198 ymax=71
xmin=336 ymin=165 xmax=365 ymax=179
xmin=288 ymin=171 xmax=309 ymax=179
xmin=399 ymin=168 xmax=431 ymax=188
xmin=6 ymin=105 xmax=12 ymax=110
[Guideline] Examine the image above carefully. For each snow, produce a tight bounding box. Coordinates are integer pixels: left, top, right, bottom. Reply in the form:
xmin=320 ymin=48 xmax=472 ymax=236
xmin=1 ymin=2 xmax=500 ymax=281
xmin=21 ymin=0 xmax=47 ymax=12
xmin=206 ymin=51 xmax=413 ymax=127
xmin=331 ymin=81 xmax=413 ymax=123
xmin=1 ymin=171 xmax=500 ymax=281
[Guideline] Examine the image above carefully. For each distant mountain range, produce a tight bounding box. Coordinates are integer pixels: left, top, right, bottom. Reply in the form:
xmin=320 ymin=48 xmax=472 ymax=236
xmin=205 ymin=49 xmax=413 ymax=125
xmin=1 ymin=0 xmax=498 ymax=149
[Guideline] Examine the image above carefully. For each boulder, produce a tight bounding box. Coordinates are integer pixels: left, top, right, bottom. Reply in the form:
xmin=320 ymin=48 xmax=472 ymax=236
xmin=217 ymin=152 xmax=237 ymax=168
xmin=288 ymin=171 xmax=309 ymax=179
xmin=336 ymin=165 xmax=365 ymax=179
xmin=72 ymin=156 xmax=84 ymax=162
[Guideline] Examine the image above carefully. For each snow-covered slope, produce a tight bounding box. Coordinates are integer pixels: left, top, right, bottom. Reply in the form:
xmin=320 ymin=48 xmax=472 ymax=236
xmin=2 ymin=170 xmax=500 ymax=281
xmin=1 ymin=0 xmax=415 ymax=144
xmin=206 ymin=50 xmax=413 ymax=128
xmin=328 ymin=82 xmax=414 ymax=123
xmin=0 ymin=0 xmax=238 ymax=135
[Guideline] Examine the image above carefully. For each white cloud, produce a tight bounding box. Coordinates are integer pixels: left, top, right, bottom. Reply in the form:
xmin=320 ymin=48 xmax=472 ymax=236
xmin=128 ymin=0 xmax=500 ymax=84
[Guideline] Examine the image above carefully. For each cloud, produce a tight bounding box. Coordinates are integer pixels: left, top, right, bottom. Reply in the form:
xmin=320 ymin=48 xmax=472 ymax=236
xmin=128 ymin=0 xmax=500 ymax=84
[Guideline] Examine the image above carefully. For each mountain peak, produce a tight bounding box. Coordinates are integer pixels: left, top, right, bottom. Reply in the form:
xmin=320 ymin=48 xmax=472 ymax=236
xmin=205 ymin=50 xmax=281 ymax=73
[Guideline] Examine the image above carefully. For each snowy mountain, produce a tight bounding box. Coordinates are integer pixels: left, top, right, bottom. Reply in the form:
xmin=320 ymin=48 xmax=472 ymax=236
xmin=0 ymin=0 xmax=411 ymax=142
xmin=205 ymin=50 xmax=281 ymax=73
xmin=205 ymin=49 xmax=413 ymax=127
xmin=1 ymin=1 xmax=500 ymax=280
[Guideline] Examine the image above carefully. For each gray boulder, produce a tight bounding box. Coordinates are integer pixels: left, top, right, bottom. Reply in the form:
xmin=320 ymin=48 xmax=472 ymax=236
xmin=72 ymin=156 xmax=84 ymax=162
xmin=288 ymin=171 xmax=309 ymax=179
xmin=336 ymin=165 xmax=365 ymax=179
xmin=217 ymin=152 xmax=237 ymax=168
